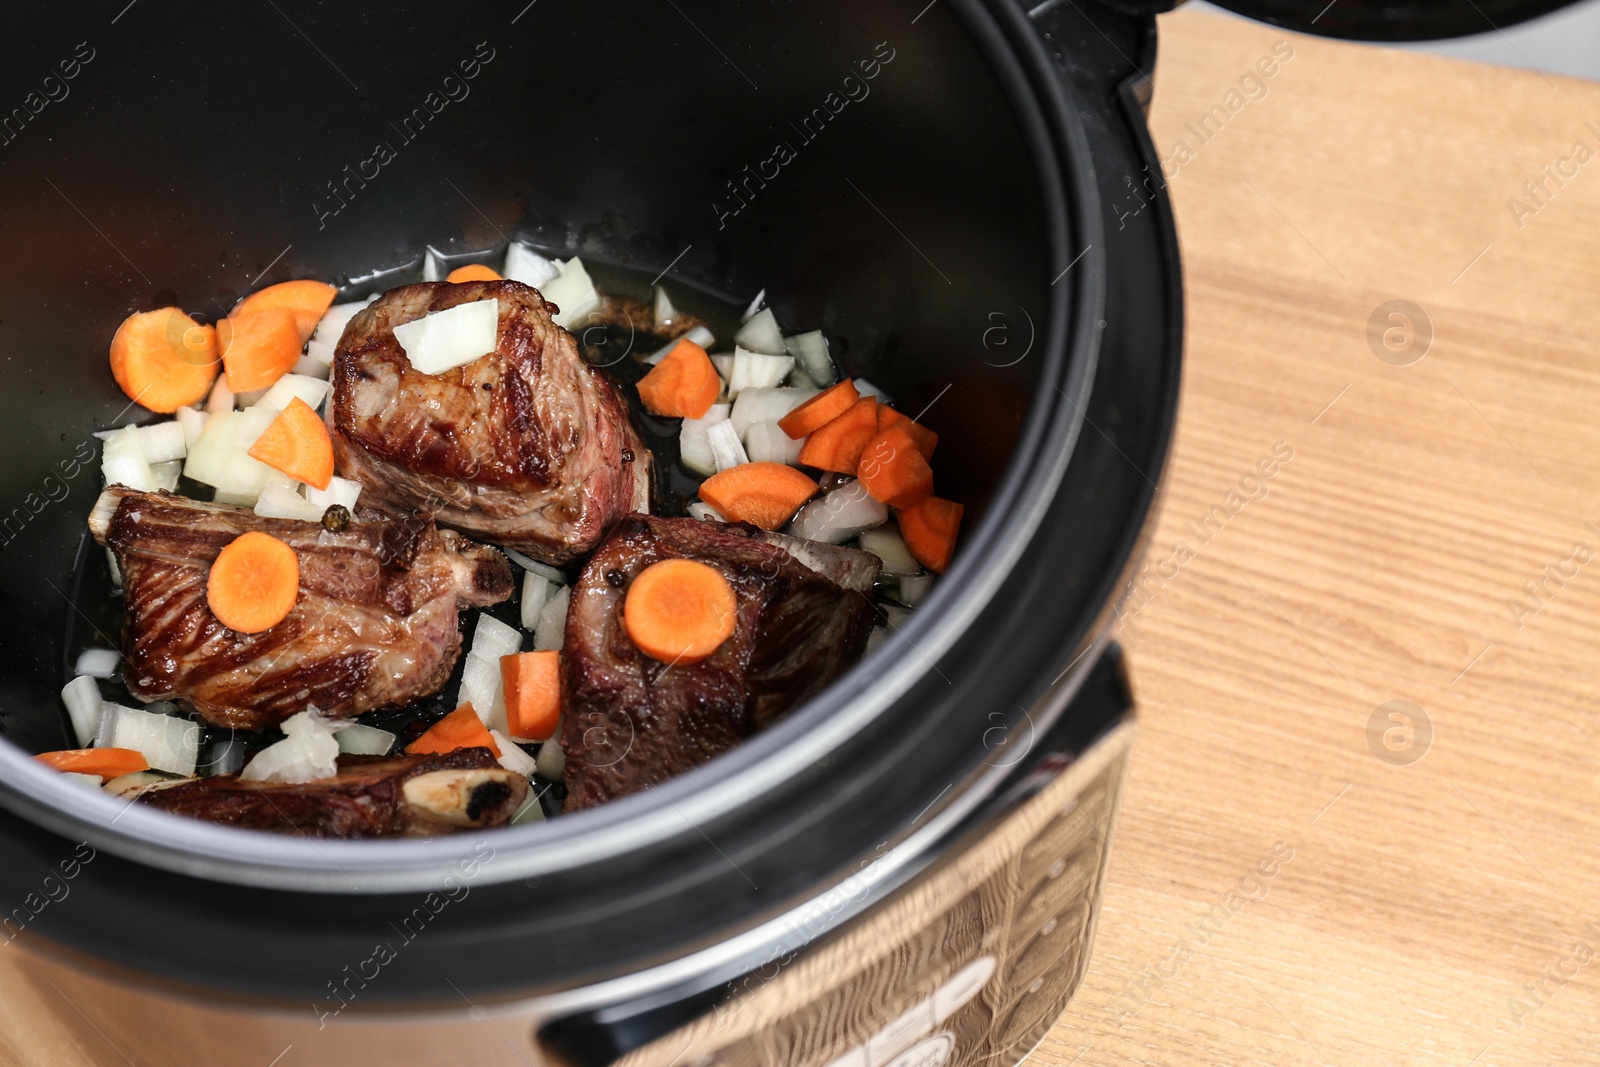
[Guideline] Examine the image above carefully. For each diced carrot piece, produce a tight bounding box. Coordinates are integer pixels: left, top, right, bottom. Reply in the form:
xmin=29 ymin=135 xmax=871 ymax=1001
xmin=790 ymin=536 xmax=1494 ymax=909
xmin=796 ymin=397 xmax=879 ymax=474
xmin=108 ymin=308 xmax=220 ymax=413
xmin=623 ymin=559 xmax=738 ymax=665
xmin=876 ymin=406 xmax=938 ymax=460
xmin=219 ymin=308 xmax=302 ymax=393
xmin=858 ymin=427 xmax=935 ymax=508
xmin=899 ymin=496 xmax=963 ymax=574
xmin=446 ymin=264 xmax=503 ymax=283
xmin=248 ymin=397 xmax=335 ymax=490
xmin=778 ymin=379 xmax=859 ymax=439
xmin=636 ymin=338 xmax=720 ymax=419
xmin=206 ymin=531 xmax=300 ymax=633
xmin=35 ymin=748 xmax=150 ymax=781
xmin=233 ymin=279 xmax=338 ymax=345
xmin=407 ymin=703 xmax=502 ymax=757
xmin=698 ymin=463 xmax=819 ymax=530
xmin=501 ymin=651 xmax=562 ymax=742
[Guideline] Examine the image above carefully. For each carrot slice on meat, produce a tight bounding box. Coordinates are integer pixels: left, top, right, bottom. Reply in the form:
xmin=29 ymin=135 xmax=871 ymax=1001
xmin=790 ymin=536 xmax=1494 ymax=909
xmin=108 ymin=308 xmax=220 ymax=413
xmin=796 ymin=397 xmax=879 ymax=474
xmin=36 ymin=748 xmax=150 ymax=780
xmin=206 ymin=530 xmax=300 ymax=633
xmin=698 ymin=462 xmax=819 ymax=530
xmin=778 ymin=379 xmax=859 ymax=439
xmin=501 ymin=651 xmax=562 ymax=742
xmin=899 ymin=495 xmax=963 ymax=574
xmin=636 ymin=338 xmax=720 ymax=419
xmin=248 ymin=397 xmax=335 ymax=490
xmin=875 ymin=406 xmax=938 ymax=460
xmin=623 ymin=559 xmax=738 ymax=664
xmin=858 ymin=427 xmax=935 ymax=507
xmin=446 ymin=264 xmax=503 ymax=283
xmin=219 ymin=308 xmax=302 ymax=393
xmin=407 ymin=703 xmax=502 ymax=757
xmin=233 ymin=279 xmax=338 ymax=345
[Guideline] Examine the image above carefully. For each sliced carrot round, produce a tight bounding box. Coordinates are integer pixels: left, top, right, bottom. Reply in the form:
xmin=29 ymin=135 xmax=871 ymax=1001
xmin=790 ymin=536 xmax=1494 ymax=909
xmin=234 ymin=279 xmax=338 ymax=345
xmin=248 ymin=397 xmax=335 ymax=490
xmin=796 ymin=396 xmax=879 ymax=475
xmin=36 ymin=748 xmax=150 ymax=780
xmin=899 ymin=495 xmax=963 ymax=574
xmin=858 ymin=427 xmax=934 ymax=508
xmin=447 ymin=264 xmax=504 ymax=283
xmin=624 ymin=558 xmax=738 ymax=664
xmin=407 ymin=703 xmax=501 ymax=757
xmin=108 ymin=308 xmax=220 ymax=413
xmin=698 ymin=462 xmax=819 ymax=530
xmin=636 ymin=339 xmax=720 ymax=419
xmin=206 ymin=531 xmax=300 ymax=633
xmin=779 ymin=379 xmax=859 ymax=439
xmin=220 ymin=308 xmax=302 ymax=393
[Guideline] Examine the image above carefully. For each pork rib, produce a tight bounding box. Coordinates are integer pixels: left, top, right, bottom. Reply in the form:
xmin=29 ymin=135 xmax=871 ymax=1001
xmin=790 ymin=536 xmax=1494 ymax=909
xmin=89 ymin=487 xmax=512 ymax=731
xmin=561 ymin=515 xmax=880 ymax=810
xmin=327 ymin=280 xmax=649 ymax=563
xmin=133 ymin=749 xmax=527 ymax=837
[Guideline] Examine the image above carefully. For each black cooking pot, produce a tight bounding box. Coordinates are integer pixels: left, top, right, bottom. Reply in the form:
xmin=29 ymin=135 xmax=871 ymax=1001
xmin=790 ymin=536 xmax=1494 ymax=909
xmin=0 ymin=2 xmax=1571 ymax=1065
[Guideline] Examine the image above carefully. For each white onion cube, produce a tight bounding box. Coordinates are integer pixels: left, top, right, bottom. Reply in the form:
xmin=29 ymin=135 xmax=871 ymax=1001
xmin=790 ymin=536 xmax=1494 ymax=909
xmin=256 ymin=373 xmax=330 ymax=414
xmin=521 ymin=571 xmax=554 ymax=632
xmin=61 ymin=676 xmax=104 ymax=747
xmin=746 ymin=420 xmax=804 ymax=465
xmin=335 ymin=722 xmax=395 ymax=756
xmin=394 ymin=298 xmax=500 ymax=375
xmin=733 ymin=308 xmax=785 ymax=355
xmin=96 ymin=705 xmax=200 ymax=776
xmin=503 ymin=242 xmax=560 ymax=289
xmin=533 ymin=585 xmax=570 ymax=652
xmin=306 ymin=476 xmax=361 ymax=512
xmin=707 ymin=419 xmax=749 ymax=472
xmin=543 ymin=259 xmax=601 ymax=330
xmin=727 ymin=348 xmax=794 ymax=398
xmin=472 ymin=614 xmax=525 ymax=663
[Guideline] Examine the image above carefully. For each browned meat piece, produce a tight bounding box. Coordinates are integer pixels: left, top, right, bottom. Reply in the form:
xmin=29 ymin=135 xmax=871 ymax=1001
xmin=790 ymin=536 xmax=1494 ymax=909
xmin=561 ymin=515 xmax=880 ymax=810
xmin=327 ymin=280 xmax=650 ymax=564
xmin=133 ymin=749 xmax=526 ymax=837
xmin=88 ymin=487 xmax=512 ymax=732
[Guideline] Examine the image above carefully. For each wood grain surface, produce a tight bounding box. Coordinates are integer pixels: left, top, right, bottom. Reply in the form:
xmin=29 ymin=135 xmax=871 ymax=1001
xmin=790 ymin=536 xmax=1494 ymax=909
xmin=1034 ymin=8 xmax=1600 ymax=1067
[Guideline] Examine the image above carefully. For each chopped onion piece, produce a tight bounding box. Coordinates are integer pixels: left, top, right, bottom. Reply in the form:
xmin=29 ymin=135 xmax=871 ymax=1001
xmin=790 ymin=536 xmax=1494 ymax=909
xmin=292 ymin=353 xmax=331 ymax=380
xmin=256 ymin=373 xmax=330 ymax=414
xmin=472 ymin=614 xmax=525 ymax=662
xmin=504 ymin=548 xmax=567 ymax=585
xmin=306 ymin=475 xmax=361 ymax=512
xmin=521 ymin=570 xmax=554 ymax=631
xmin=896 ymin=573 xmax=934 ymax=607
xmin=62 ymin=676 xmax=104 ymax=746
xmin=646 ymin=325 xmax=717 ymax=365
xmin=785 ymin=331 xmax=836 ymax=386
xmin=176 ymin=406 xmax=208 ymax=449
xmin=491 ymin=731 xmax=539 ymax=776
xmin=733 ymin=308 xmax=785 ymax=355
xmin=394 ymin=298 xmax=500 ymax=375
xmin=729 ymin=387 xmax=816 ymax=437
xmin=459 ymin=652 xmax=508 ymax=733
xmin=859 ymin=525 xmax=920 ymax=574
xmin=543 ymin=258 xmax=601 ymax=330
xmin=96 ymin=704 xmax=200 ymax=776
xmin=746 ymin=420 xmax=804 ymax=465
xmin=687 ymin=501 xmax=727 ymax=523
xmin=101 ymin=426 xmax=152 ymax=491
xmin=536 ymin=735 xmax=565 ymax=779
xmin=60 ymin=771 xmax=103 ymax=789
xmin=503 ymin=242 xmax=560 ymax=288
xmin=741 ymin=289 xmax=767 ymax=323
xmin=727 ymin=348 xmax=794 ymax=398
xmin=150 ymin=460 xmax=182 ymax=493
xmin=707 ymin=420 xmax=749 ymax=472
xmin=105 ymin=771 xmax=164 ymax=796
xmin=254 ymin=483 xmax=325 ymax=521
xmin=335 ymin=723 xmax=395 ymax=756
xmin=235 ymin=388 xmax=267 ymax=408
xmin=137 ymin=421 xmax=188 ymax=463
xmin=423 ymin=248 xmax=444 ymax=282
xmin=710 ymin=353 xmax=735 ymax=385
xmin=533 ymin=585 xmax=570 ymax=652
xmin=653 ymin=286 xmax=678 ymax=328
xmin=239 ymin=709 xmax=338 ymax=783
xmin=74 ymin=648 xmax=120 ymax=680
xmin=307 ymin=298 xmax=373 ymax=365
xmin=853 ymin=378 xmax=888 ymax=401
xmin=204 ymin=376 xmax=234 ymax=415
xmin=184 ymin=406 xmax=279 ymax=505
xmin=679 ymin=403 xmax=731 ymax=478
xmin=788 ymin=480 xmax=888 ymax=544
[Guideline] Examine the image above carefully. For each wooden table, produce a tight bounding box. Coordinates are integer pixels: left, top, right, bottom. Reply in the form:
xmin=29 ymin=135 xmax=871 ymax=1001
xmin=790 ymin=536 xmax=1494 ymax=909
xmin=1034 ymin=8 xmax=1600 ymax=1066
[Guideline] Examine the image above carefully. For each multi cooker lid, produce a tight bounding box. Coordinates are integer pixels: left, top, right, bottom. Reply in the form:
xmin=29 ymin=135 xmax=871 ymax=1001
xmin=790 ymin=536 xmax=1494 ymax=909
xmin=1202 ymin=0 xmax=1578 ymax=40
